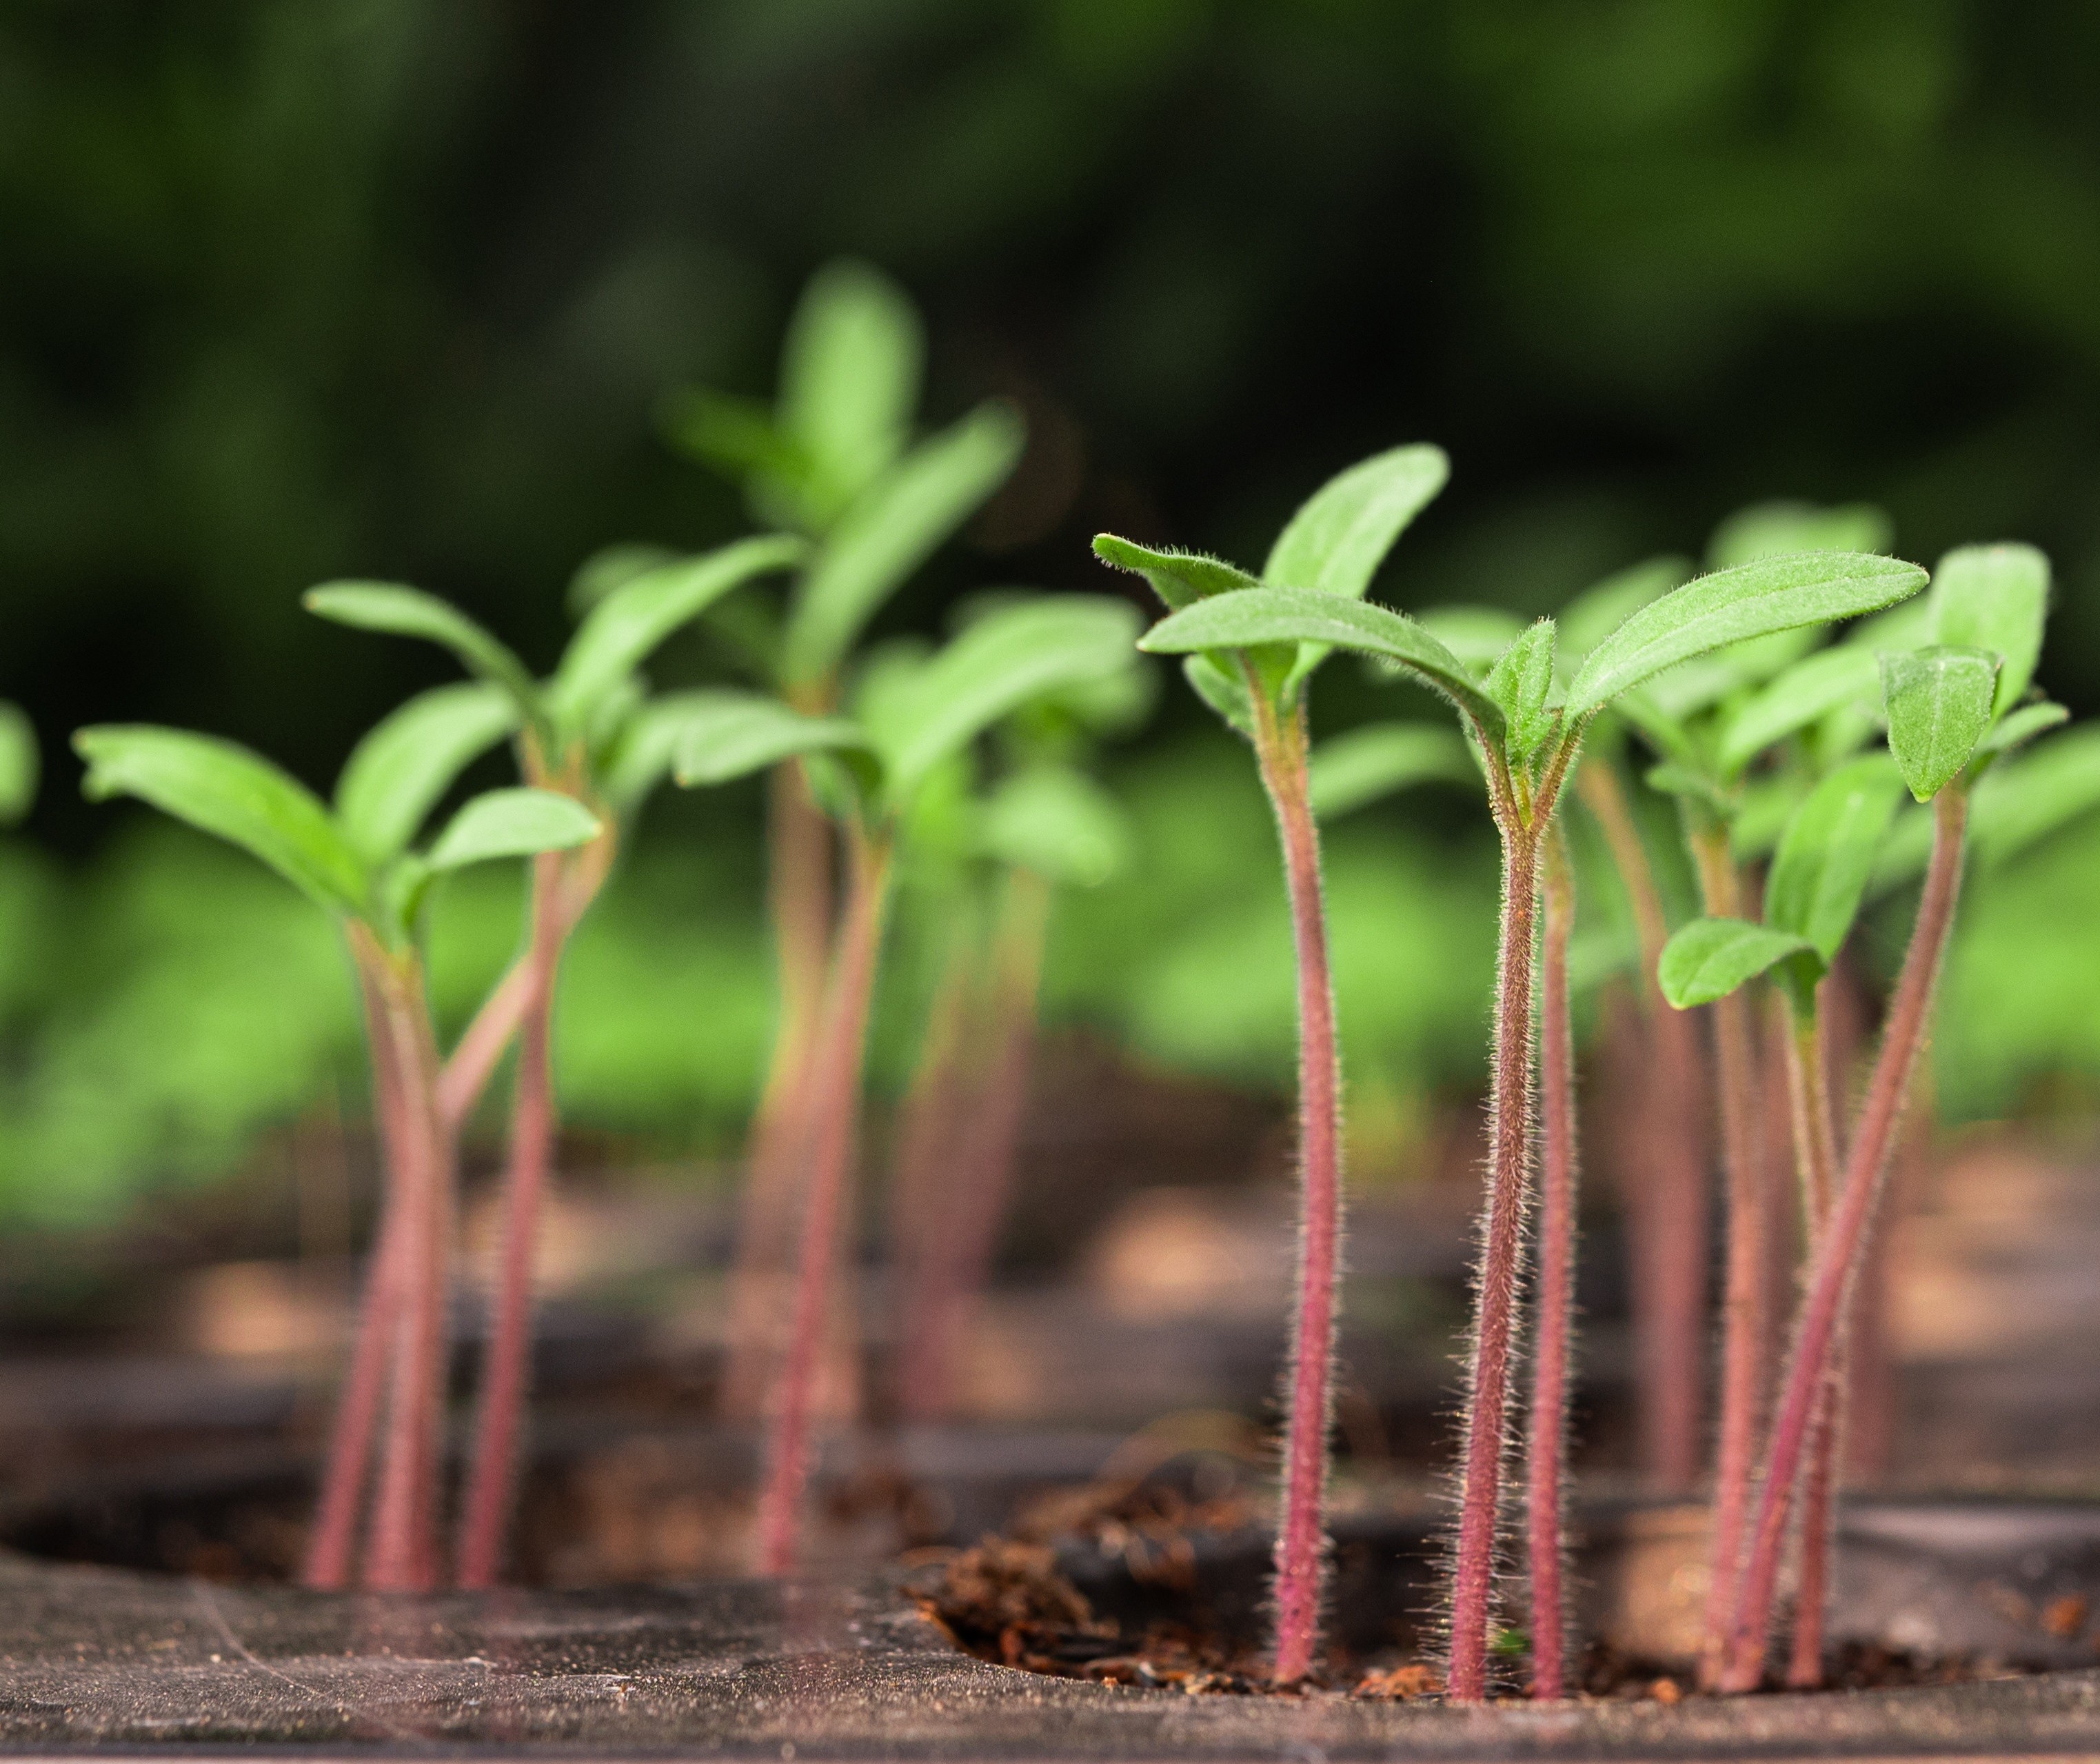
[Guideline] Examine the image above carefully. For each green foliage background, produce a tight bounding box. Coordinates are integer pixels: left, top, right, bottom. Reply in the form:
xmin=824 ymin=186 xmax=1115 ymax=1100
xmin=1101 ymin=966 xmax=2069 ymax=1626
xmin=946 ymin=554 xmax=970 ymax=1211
xmin=3 ymin=1 xmax=2098 ymax=1223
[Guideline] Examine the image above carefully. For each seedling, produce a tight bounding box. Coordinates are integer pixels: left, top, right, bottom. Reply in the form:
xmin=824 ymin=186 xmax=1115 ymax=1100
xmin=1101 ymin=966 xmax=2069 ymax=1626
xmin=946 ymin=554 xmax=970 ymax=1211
xmin=1127 ymin=479 xmax=1924 ymax=1696
xmin=72 ymin=719 xmax=600 ymax=1590
xmin=669 ymin=594 xmax=1140 ymax=1571
xmin=1701 ymin=543 xmax=2059 ymax=1692
xmin=659 ymin=259 xmax=1024 ymax=1417
xmin=303 ymin=534 xmax=802 ymax=1585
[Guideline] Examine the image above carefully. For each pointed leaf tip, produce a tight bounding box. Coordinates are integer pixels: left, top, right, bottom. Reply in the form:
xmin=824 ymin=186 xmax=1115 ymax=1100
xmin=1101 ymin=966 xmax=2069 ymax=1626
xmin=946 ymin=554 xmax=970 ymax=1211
xmin=1261 ymin=443 xmax=1448 ymax=599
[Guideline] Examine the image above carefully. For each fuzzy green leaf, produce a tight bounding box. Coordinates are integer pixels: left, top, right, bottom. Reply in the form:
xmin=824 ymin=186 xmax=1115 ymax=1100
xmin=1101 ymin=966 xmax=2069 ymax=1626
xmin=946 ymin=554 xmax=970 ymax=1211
xmin=781 ymin=259 xmax=924 ymax=520
xmin=334 ymin=683 xmax=518 ymax=865
xmin=1182 ymin=654 xmax=1258 ymax=741
xmin=74 ymin=725 xmax=370 ymax=919
xmin=1093 ymin=534 xmax=1260 ymax=612
xmin=1658 ymin=917 xmax=1814 ymax=1009
xmin=871 ymin=597 xmax=1141 ymax=805
xmin=1766 ymin=755 xmax=1905 ymax=963
xmin=0 ymin=701 xmax=37 ymax=827
xmin=1717 ymin=645 xmax=1881 ymax=776
xmin=1928 ymin=543 xmax=2048 ymax=719
xmin=1262 ymin=444 xmax=1448 ymax=598
xmin=1977 ymin=699 xmax=2070 ymax=757
xmin=305 ymin=583 xmax=545 ymax=728
xmin=423 ymin=787 xmax=601 ymax=872
xmin=1309 ymin=723 xmax=1475 ymax=821
xmin=1706 ymin=500 xmax=1893 ymax=571
xmin=1557 ymin=557 xmax=1689 ymax=671
xmin=784 ymin=401 xmax=1024 ymax=685
xmin=980 ymin=765 xmax=1130 ymax=888
xmin=1485 ymin=619 xmax=1557 ymax=760
xmin=1566 ymin=552 xmax=1926 ymax=721
xmin=548 ymin=535 xmax=806 ymax=737
xmin=1881 ymin=645 xmax=1999 ymax=801
xmin=674 ymin=694 xmax=876 ymax=791
xmin=567 ymin=543 xmax=680 ymax=617
xmin=1140 ymin=588 xmax=1506 ymax=740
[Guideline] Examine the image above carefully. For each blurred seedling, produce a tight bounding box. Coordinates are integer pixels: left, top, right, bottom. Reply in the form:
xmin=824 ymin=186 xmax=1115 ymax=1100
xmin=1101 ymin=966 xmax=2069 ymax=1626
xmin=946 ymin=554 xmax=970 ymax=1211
xmin=72 ymin=716 xmax=600 ymax=1592
xmin=643 ymin=260 xmax=1025 ymax=1419
xmin=1128 ymin=486 xmax=1924 ymax=1697
xmin=303 ymin=534 xmax=802 ymax=1585
xmin=667 ymin=594 xmax=1140 ymax=1572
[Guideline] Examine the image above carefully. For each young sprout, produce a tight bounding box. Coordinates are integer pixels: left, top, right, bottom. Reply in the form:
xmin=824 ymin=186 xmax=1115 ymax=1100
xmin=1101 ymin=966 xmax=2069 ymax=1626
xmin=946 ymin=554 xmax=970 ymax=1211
xmin=1129 ymin=486 xmax=1924 ymax=1697
xmin=1714 ymin=543 xmax=2055 ymax=1692
xmin=305 ymin=534 xmax=803 ymax=1585
xmin=658 ymin=259 xmax=1024 ymax=1420
xmin=71 ymin=721 xmax=599 ymax=1591
xmin=1095 ymin=444 xmax=1451 ymax=1682
xmin=670 ymin=595 xmax=1139 ymax=1572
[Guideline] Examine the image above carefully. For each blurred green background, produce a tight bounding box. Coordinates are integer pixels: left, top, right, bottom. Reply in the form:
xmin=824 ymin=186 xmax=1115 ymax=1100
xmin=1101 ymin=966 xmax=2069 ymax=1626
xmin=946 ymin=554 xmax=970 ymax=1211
xmin=4 ymin=0 xmax=2099 ymax=1230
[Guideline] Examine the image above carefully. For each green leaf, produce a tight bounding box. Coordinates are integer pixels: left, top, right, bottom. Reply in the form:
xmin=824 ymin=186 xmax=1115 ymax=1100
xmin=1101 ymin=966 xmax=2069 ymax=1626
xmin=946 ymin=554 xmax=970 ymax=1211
xmin=1566 ymin=552 xmax=1926 ymax=722
xmin=871 ymin=597 xmax=1142 ymax=805
xmin=1261 ymin=444 xmax=1448 ymax=598
xmin=1657 ymin=917 xmax=1814 ymax=1009
xmin=780 ymin=258 xmax=924 ymax=521
xmin=1765 ymin=754 xmax=1905 ymax=963
xmin=423 ymin=787 xmax=601 ymax=872
xmin=1139 ymin=588 xmax=1506 ymax=740
xmin=304 ymin=583 xmax=545 ymax=728
xmin=1557 ymin=557 xmax=1688 ymax=670
xmin=1928 ymin=543 xmax=2049 ymax=718
xmin=1484 ymin=619 xmax=1557 ymax=761
xmin=672 ymin=693 xmax=876 ymax=790
xmin=1716 ymin=645 xmax=1881 ymax=776
xmin=1309 ymin=722 xmax=1475 ymax=821
xmin=0 ymin=701 xmax=37 ymax=827
xmin=783 ymin=401 xmax=1024 ymax=684
xmin=979 ymin=765 xmax=1131 ymax=888
xmin=1182 ymin=654 xmax=1258 ymax=741
xmin=74 ymin=725 xmax=370 ymax=919
xmin=1092 ymin=534 xmax=1260 ymax=612
xmin=1881 ymin=645 xmax=1999 ymax=801
xmin=567 ymin=542 xmax=680 ymax=617
xmin=1706 ymin=500 xmax=1892 ymax=570
xmin=334 ymin=683 xmax=518 ymax=865
xmin=1977 ymin=699 xmax=2069 ymax=757
xmin=1415 ymin=605 xmax=1524 ymax=674
xmin=658 ymin=387 xmax=811 ymax=523
xmin=547 ymin=534 xmax=806 ymax=737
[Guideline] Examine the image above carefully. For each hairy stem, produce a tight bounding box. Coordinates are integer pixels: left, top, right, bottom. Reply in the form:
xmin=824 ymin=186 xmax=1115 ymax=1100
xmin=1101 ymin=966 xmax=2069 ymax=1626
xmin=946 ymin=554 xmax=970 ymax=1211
xmin=1448 ymin=746 xmax=1556 ymax=1704
xmin=1721 ymin=786 xmax=1968 ymax=1692
xmin=898 ymin=870 xmax=1050 ymax=1424
xmin=753 ymin=825 xmax=892 ymax=1574
xmin=1577 ymin=761 xmax=1707 ymax=1489
xmin=303 ymin=966 xmax=412 ymax=1589
xmin=1251 ymin=693 xmax=1344 ymax=1685
xmin=455 ymin=849 xmax=569 ymax=1588
xmin=724 ymin=762 xmax=837 ymax=1419
xmin=1693 ymin=823 xmax=1768 ymax=1682
xmin=1524 ymin=828 xmax=1579 ymax=1698
xmin=359 ymin=939 xmax=452 ymax=1591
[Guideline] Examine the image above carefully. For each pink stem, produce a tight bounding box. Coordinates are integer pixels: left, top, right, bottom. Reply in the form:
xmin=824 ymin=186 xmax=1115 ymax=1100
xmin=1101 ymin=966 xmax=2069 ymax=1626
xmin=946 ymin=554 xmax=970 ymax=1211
xmin=1693 ymin=827 xmax=1769 ymax=1684
xmin=454 ymin=850 xmax=567 ymax=1588
xmin=302 ymin=967 xmax=412 ymax=1589
xmin=436 ymin=959 xmax=529 ymax=1136
xmin=1249 ymin=699 xmax=1343 ymax=1685
xmin=753 ymin=827 xmax=891 ymax=1574
xmin=899 ymin=870 xmax=1050 ymax=1424
xmin=724 ymin=761 xmax=836 ymax=1419
xmin=361 ymin=943 xmax=453 ymax=1591
xmin=1720 ymin=785 xmax=1968 ymax=1692
xmin=1578 ymin=763 xmax=1706 ymax=1490
xmin=1448 ymin=735 xmax=1574 ymax=1702
xmin=1524 ymin=830 xmax=1578 ymax=1699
